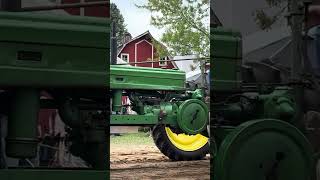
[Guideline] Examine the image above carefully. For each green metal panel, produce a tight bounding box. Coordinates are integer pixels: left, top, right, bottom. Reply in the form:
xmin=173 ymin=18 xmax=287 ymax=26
xmin=6 ymin=88 xmax=39 ymax=158
xmin=0 ymin=169 xmax=108 ymax=180
xmin=112 ymin=90 xmax=122 ymax=112
xmin=0 ymin=11 xmax=109 ymax=87
xmin=111 ymin=101 xmax=180 ymax=126
xmin=111 ymin=115 xmax=158 ymax=125
xmin=110 ymin=65 xmax=185 ymax=90
xmin=0 ymin=12 xmax=109 ymax=48
xmin=211 ymin=27 xmax=242 ymax=91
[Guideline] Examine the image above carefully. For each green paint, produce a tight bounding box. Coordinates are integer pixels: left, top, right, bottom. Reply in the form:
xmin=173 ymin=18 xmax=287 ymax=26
xmin=210 ymin=27 xmax=314 ymax=180
xmin=214 ymin=120 xmax=313 ymax=180
xmin=211 ymin=27 xmax=242 ymax=91
xmin=6 ymin=88 xmax=39 ymax=158
xmin=110 ymin=102 xmax=179 ymax=126
xmin=0 ymin=11 xmax=109 ymax=87
xmin=110 ymin=64 xmax=210 ymax=137
xmin=260 ymin=87 xmax=296 ymax=122
xmin=111 ymin=115 xmax=158 ymax=125
xmin=112 ymin=90 xmax=122 ymax=112
xmin=110 ymin=65 xmax=185 ymax=90
xmin=177 ymin=99 xmax=208 ymax=135
xmin=0 ymin=10 xmax=109 ymax=179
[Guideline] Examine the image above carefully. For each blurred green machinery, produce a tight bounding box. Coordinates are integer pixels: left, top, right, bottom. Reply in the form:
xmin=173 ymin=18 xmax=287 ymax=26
xmin=211 ymin=1 xmax=319 ymax=179
xmin=0 ymin=2 xmax=109 ymax=179
xmin=0 ymin=3 xmax=212 ymax=180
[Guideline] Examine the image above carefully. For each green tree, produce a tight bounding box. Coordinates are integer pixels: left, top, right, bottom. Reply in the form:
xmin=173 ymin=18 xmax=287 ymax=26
xmin=137 ymin=0 xmax=210 ymax=57
xmin=111 ymin=3 xmax=128 ymax=45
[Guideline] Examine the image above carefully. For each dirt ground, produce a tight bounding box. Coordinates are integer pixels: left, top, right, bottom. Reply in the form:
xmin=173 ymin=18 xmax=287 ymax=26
xmin=110 ymin=144 xmax=210 ymax=180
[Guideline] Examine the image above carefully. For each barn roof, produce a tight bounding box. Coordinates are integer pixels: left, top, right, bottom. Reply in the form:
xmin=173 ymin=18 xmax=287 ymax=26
xmin=117 ymin=31 xmax=152 ymax=56
xmin=117 ymin=31 xmax=178 ymax=68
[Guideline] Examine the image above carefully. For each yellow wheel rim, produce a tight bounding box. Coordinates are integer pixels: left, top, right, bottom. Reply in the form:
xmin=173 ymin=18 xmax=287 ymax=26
xmin=165 ymin=127 xmax=208 ymax=151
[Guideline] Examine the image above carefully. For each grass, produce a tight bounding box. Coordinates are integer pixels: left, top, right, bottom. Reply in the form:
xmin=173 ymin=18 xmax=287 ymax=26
xmin=110 ymin=132 xmax=154 ymax=146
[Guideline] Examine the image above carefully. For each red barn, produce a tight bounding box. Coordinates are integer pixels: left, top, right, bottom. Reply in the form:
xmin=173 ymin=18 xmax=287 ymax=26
xmin=61 ymin=0 xmax=109 ymax=17
xmin=117 ymin=31 xmax=177 ymax=69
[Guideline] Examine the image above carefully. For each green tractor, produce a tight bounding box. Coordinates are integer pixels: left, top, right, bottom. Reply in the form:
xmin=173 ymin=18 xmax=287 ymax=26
xmin=0 ymin=5 xmax=109 ymax=180
xmin=210 ymin=1 xmax=320 ymax=179
xmin=0 ymin=1 xmax=211 ymax=180
xmin=0 ymin=8 xmax=211 ymax=180
xmin=110 ymin=65 xmax=210 ymax=161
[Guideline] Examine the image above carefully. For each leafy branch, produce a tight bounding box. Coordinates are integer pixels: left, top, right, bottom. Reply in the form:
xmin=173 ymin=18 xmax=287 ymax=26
xmin=136 ymin=0 xmax=209 ymax=57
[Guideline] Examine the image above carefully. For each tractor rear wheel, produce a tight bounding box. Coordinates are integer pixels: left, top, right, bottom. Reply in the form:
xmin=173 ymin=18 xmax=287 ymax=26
xmin=152 ymin=124 xmax=209 ymax=161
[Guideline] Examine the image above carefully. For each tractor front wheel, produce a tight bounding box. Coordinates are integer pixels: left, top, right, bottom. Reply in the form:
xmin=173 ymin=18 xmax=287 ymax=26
xmin=152 ymin=124 xmax=209 ymax=161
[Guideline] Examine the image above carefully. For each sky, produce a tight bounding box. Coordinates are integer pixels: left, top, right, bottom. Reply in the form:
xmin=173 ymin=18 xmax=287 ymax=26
xmin=111 ymin=0 xmax=165 ymax=40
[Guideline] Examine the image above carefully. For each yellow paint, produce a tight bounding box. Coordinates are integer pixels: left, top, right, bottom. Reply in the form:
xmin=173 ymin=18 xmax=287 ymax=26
xmin=165 ymin=127 xmax=208 ymax=151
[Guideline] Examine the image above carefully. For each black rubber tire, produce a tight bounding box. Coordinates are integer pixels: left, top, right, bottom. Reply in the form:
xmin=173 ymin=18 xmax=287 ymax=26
xmin=152 ymin=124 xmax=209 ymax=161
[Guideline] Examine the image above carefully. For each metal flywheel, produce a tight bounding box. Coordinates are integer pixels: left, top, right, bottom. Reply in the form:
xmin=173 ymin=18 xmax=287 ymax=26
xmin=213 ymin=119 xmax=314 ymax=180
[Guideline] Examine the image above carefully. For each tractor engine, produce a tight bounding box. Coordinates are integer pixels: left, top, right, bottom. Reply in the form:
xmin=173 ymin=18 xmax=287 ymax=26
xmin=211 ymin=26 xmax=315 ymax=180
xmin=214 ymin=87 xmax=296 ymax=126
